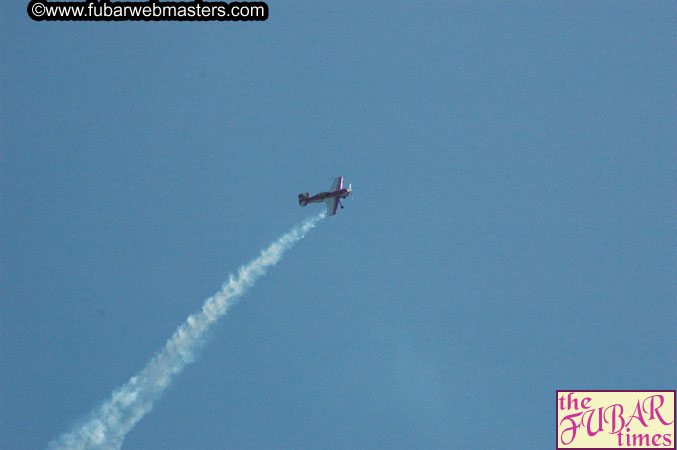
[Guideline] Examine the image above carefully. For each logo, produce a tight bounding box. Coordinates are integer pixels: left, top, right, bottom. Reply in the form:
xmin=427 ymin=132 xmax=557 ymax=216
xmin=557 ymin=390 xmax=675 ymax=449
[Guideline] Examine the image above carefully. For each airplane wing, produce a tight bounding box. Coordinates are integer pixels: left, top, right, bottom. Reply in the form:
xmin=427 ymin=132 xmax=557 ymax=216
xmin=325 ymin=197 xmax=340 ymax=216
xmin=329 ymin=176 xmax=343 ymax=192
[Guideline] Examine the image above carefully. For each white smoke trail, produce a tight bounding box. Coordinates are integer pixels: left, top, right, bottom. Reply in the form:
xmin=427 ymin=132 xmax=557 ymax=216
xmin=49 ymin=213 xmax=325 ymax=450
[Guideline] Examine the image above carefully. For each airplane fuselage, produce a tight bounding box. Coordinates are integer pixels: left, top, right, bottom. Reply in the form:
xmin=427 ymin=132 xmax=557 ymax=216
xmin=298 ymin=177 xmax=351 ymax=215
xmin=305 ymin=188 xmax=351 ymax=204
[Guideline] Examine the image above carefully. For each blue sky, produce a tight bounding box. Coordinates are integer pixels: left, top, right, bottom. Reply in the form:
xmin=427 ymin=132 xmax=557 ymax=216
xmin=2 ymin=2 xmax=675 ymax=449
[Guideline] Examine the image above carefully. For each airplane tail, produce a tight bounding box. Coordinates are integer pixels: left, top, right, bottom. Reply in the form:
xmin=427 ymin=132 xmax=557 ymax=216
xmin=298 ymin=193 xmax=309 ymax=207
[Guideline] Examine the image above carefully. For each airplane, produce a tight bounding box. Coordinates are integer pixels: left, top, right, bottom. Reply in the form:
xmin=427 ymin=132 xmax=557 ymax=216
xmin=298 ymin=176 xmax=352 ymax=216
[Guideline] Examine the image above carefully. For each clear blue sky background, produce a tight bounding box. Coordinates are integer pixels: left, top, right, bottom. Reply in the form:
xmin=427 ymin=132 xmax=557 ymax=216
xmin=2 ymin=2 xmax=675 ymax=449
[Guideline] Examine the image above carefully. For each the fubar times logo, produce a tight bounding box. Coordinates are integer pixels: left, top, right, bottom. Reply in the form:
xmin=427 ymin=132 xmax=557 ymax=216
xmin=557 ymin=390 xmax=675 ymax=449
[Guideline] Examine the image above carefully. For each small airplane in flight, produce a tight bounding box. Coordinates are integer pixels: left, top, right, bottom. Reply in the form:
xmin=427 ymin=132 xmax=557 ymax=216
xmin=298 ymin=176 xmax=352 ymax=216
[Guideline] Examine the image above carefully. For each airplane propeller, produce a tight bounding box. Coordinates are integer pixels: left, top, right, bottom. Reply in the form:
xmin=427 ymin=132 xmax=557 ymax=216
xmin=340 ymin=184 xmax=352 ymax=209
